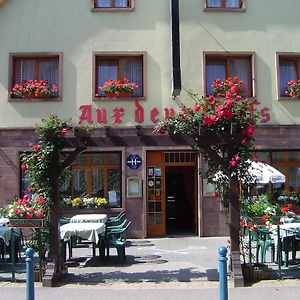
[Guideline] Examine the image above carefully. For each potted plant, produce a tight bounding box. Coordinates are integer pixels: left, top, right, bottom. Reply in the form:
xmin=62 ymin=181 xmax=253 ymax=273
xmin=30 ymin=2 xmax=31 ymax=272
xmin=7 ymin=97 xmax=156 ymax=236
xmin=285 ymin=80 xmax=300 ymax=98
xmin=98 ymin=77 xmax=138 ymax=98
xmin=3 ymin=193 xmax=48 ymax=227
xmin=10 ymin=80 xmax=58 ymax=98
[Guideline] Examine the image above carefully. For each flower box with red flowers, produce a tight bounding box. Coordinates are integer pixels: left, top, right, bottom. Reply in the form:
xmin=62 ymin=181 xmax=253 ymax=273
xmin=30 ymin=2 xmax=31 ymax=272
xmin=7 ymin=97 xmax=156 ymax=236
xmin=10 ymin=80 xmax=58 ymax=99
xmin=98 ymin=77 xmax=138 ymax=98
xmin=3 ymin=193 xmax=48 ymax=228
xmin=9 ymin=218 xmax=45 ymax=228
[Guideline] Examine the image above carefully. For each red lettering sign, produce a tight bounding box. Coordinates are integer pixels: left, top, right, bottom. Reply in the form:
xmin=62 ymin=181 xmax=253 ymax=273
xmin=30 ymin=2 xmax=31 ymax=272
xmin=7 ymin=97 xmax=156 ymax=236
xmin=79 ymin=105 xmax=93 ymax=124
xmin=134 ymin=101 xmax=144 ymax=124
xmin=112 ymin=107 xmax=125 ymax=124
xmin=150 ymin=107 xmax=160 ymax=124
xmin=96 ymin=108 xmax=107 ymax=124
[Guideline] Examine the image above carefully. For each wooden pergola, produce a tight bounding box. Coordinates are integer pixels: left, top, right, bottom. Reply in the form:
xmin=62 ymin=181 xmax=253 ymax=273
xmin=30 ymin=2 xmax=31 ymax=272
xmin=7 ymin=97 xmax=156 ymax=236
xmin=42 ymin=127 xmax=244 ymax=287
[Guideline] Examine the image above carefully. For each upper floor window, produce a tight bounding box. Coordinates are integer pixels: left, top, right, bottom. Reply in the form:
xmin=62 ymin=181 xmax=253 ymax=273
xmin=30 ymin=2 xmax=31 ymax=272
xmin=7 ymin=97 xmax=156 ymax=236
xmin=205 ymin=0 xmax=245 ymax=11
xmin=277 ymin=54 xmax=300 ymax=98
xmin=93 ymin=52 xmax=145 ymax=100
xmin=204 ymin=53 xmax=254 ymax=97
xmin=9 ymin=53 xmax=62 ymax=101
xmin=92 ymin=0 xmax=134 ymax=11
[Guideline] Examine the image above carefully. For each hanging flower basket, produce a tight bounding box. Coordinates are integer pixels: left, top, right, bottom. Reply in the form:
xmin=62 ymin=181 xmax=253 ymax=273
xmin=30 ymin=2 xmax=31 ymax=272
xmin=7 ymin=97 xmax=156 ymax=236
xmin=9 ymin=218 xmax=45 ymax=228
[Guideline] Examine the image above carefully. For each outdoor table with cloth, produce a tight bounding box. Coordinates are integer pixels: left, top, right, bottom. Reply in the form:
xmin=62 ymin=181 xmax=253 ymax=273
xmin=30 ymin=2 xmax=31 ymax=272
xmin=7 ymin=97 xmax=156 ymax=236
xmin=270 ymin=222 xmax=300 ymax=267
xmin=70 ymin=214 xmax=107 ymax=224
xmin=60 ymin=221 xmax=107 ymax=259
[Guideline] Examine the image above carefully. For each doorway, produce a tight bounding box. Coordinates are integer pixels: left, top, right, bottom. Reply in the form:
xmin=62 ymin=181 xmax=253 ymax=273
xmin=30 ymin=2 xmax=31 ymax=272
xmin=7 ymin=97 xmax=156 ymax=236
xmin=165 ymin=166 xmax=196 ymax=235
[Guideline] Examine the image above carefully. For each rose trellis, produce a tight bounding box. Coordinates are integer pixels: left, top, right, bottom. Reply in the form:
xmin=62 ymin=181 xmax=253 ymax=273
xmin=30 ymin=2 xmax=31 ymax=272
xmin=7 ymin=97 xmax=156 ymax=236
xmin=154 ymin=77 xmax=269 ymax=284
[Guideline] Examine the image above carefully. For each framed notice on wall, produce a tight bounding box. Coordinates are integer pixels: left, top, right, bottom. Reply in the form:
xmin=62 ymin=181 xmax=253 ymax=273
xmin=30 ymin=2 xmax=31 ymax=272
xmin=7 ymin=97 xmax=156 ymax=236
xmin=127 ymin=176 xmax=142 ymax=198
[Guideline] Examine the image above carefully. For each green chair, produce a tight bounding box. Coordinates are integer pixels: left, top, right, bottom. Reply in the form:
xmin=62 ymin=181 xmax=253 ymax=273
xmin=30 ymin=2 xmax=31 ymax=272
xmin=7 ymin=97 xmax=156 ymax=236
xmin=256 ymin=227 xmax=275 ymax=263
xmin=106 ymin=221 xmax=131 ymax=261
xmin=106 ymin=212 xmax=126 ymax=227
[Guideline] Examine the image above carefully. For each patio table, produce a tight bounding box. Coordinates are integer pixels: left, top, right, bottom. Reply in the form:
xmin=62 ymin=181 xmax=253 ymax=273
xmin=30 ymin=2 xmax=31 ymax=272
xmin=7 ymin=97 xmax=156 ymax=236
xmin=70 ymin=214 xmax=107 ymax=224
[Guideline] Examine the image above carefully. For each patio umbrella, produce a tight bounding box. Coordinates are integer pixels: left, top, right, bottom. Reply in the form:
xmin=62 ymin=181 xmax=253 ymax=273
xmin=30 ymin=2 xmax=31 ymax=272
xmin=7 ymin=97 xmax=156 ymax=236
xmin=249 ymin=161 xmax=286 ymax=184
xmin=214 ymin=161 xmax=286 ymax=184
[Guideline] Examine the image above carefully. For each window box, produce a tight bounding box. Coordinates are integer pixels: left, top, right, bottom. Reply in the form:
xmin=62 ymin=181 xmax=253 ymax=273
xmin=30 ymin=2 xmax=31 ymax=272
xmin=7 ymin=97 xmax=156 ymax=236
xmin=9 ymin=218 xmax=45 ymax=228
xmin=93 ymin=52 xmax=146 ymax=100
xmin=9 ymin=53 xmax=62 ymax=102
xmin=204 ymin=52 xmax=255 ymax=97
xmin=91 ymin=0 xmax=134 ymax=11
xmin=204 ymin=0 xmax=246 ymax=12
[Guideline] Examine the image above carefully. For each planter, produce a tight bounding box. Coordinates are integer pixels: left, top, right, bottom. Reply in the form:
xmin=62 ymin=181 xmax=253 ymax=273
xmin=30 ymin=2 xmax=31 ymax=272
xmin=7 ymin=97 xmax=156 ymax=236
xmin=242 ymin=263 xmax=269 ymax=282
xmin=104 ymin=91 xmax=133 ymax=98
xmin=9 ymin=218 xmax=45 ymax=228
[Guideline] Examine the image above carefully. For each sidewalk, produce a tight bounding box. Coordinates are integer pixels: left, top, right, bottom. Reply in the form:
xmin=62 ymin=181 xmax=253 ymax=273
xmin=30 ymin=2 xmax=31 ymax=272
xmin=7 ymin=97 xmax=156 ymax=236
xmin=0 ymin=236 xmax=299 ymax=298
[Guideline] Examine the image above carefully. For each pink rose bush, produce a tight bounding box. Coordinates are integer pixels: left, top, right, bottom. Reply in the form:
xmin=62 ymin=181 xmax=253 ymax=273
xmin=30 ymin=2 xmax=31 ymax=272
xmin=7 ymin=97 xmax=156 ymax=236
xmin=154 ymin=77 xmax=268 ymax=208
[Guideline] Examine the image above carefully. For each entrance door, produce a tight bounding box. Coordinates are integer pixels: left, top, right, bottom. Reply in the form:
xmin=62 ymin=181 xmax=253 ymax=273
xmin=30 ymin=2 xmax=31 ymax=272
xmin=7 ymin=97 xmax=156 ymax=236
xmin=165 ymin=166 xmax=196 ymax=235
xmin=146 ymin=151 xmax=197 ymax=237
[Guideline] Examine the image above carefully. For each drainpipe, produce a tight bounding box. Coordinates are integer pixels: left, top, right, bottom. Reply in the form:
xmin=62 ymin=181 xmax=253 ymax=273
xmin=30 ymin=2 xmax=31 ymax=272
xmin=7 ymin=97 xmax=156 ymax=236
xmin=171 ymin=0 xmax=181 ymax=97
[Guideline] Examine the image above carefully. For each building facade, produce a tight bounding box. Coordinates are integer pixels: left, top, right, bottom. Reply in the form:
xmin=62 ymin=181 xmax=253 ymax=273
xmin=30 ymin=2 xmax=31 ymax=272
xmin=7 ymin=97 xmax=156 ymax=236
xmin=1 ymin=0 xmax=300 ymax=238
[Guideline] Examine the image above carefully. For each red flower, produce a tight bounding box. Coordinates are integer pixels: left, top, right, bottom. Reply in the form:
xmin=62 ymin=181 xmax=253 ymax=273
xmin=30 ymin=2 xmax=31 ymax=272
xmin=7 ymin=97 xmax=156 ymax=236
xmin=262 ymin=214 xmax=269 ymax=222
xmin=203 ymin=115 xmax=217 ymax=126
xmin=193 ymin=104 xmax=200 ymax=112
xmin=34 ymin=144 xmax=41 ymax=152
xmin=21 ymin=164 xmax=28 ymax=172
xmin=211 ymin=191 xmax=219 ymax=198
xmin=242 ymin=124 xmax=255 ymax=137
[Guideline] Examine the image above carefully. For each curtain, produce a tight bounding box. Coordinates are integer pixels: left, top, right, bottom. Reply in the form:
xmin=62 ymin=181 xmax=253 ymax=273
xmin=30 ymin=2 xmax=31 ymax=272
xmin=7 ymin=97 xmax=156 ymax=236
xmin=95 ymin=0 xmax=111 ymax=7
xmin=121 ymin=59 xmax=143 ymax=96
xmin=39 ymin=60 xmax=59 ymax=94
xmin=225 ymin=0 xmax=240 ymax=8
xmin=98 ymin=60 xmax=118 ymax=95
xmin=116 ymin=0 xmax=128 ymax=7
xmin=229 ymin=58 xmax=251 ymax=96
xmin=279 ymin=61 xmax=297 ymax=96
xmin=20 ymin=60 xmax=35 ymax=82
xmin=207 ymin=0 xmax=221 ymax=7
xmin=206 ymin=61 xmax=226 ymax=95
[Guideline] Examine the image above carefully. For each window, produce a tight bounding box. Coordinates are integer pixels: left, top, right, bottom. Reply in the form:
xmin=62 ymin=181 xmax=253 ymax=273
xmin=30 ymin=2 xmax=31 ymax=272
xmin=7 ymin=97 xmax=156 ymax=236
xmin=277 ymin=54 xmax=300 ymax=98
xmin=9 ymin=53 xmax=62 ymax=100
xmin=254 ymin=151 xmax=300 ymax=195
xmin=61 ymin=152 xmax=122 ymax=208
xmin=92 ymin=0 xmax=134 ymax=11
xmin=94 ymin=52 xmax=145 ymax=99
xmin=205 ymin=0 xmax=245 ymax=10
xmin=204 ymin=53 xmax=254 ymax=97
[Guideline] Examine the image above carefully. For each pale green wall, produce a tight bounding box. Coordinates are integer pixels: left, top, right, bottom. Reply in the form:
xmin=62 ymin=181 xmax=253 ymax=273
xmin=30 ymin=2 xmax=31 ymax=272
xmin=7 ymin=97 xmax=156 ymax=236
xmin=1 ymin=0 xmax=300 ymax=127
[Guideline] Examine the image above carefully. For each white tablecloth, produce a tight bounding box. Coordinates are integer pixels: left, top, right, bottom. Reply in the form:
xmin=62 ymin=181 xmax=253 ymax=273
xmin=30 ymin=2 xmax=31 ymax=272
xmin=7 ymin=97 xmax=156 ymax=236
xmin=270 ymin=223 xmax=300 ymax=241
xmin=0 ymin=217 xmax=9 ymax=226
xmin=0 ymin=227 xmax=21 ymax=245
xmin=70 ymin=214 xmax=107 ymax=224
xmin=60 ymin=222 xmax=106 ymax=244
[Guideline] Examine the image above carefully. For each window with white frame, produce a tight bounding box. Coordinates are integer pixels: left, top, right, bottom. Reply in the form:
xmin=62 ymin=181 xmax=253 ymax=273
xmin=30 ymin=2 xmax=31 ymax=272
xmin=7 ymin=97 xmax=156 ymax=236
xmin=94 ymin=53 xmax=145 ymax=99
xmin=204 ymin=54 xmax=254 ymax=97
xmin=278 ymin=54 xmax=300 ymax=98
